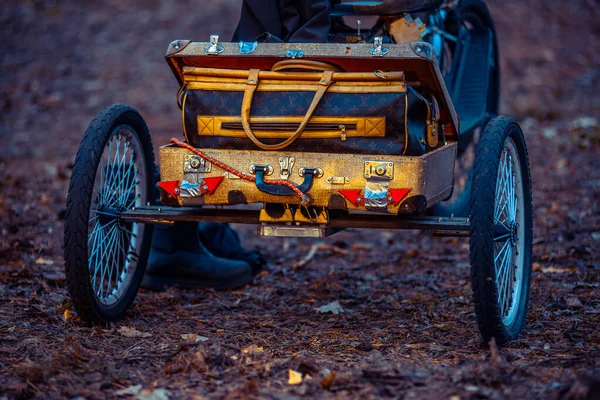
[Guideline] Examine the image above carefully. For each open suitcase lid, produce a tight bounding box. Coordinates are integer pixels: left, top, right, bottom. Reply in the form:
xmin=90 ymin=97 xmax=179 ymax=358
xmin=165 ymin=39 xmax=459 ymax=140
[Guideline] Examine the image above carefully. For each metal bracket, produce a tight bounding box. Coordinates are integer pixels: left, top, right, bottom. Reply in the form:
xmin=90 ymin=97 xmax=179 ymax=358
xmin=410 ymin=41 xmax=434 ymax=60
xmin=370 ymin=37 xmax=389 ymax=57
xmin=327 ymin=176 xmax=350 ymax=185
xmin=184 ymin=155 xmax=211 ymax=173
xmin=166 ymin=40 xmax=191 ymax=56
xmin=205 ymin=35 xmax=224 ymax=55
xmin=238 ymin=41 xmax=258 ymax=54
xmin=286 ymin=49 xmax=304 ymax=59
xmin=299 ymin=167 xmax=324 ymax=178
xmin=249 ymin=164 xmax=273 ymax=176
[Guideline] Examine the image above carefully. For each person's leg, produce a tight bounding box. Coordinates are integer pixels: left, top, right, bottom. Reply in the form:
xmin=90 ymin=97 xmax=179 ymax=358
xmin=198 ymin=223 xmax=267 ymax=275
xmin=142 ymin=223 xmax=253 ymax=291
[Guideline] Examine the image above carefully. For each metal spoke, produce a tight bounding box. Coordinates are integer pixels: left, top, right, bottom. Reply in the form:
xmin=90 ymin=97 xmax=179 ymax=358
xmin=97 ymin=225 xmax=119 ymax=298
xmin=494 ymin=240 xmax=511 ymax=263
xmin=493 ymin=138 xmax=525 ymax=327
xmin=86 ymin=126 xmax=147 ymax=306
xmin=116 ymin=150 xmax=135 ymax=206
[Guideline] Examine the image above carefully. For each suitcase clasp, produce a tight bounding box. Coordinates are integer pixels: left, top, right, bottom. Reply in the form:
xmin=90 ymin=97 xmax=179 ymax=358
xmin=278 ymin=156 xmax=295 ymax=179
xmin=286 ymin=49 xmax=304 ymax=59
xmin=205 ymin=35 xmax=224 ymax=55
xmin=370 ymin=37 xmax=389 ymax=57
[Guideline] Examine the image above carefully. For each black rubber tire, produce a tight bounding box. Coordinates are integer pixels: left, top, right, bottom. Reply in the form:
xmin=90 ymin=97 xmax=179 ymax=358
xmin=432 ymin=0 xmax=500 ymax=217
xmin=64 ymin=104 xmax=155 ymax=325
xmin=469 ymin=117 xmax=533 ymax=345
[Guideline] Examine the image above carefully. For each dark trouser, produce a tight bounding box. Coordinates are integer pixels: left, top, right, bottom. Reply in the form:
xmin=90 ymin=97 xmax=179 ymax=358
xmin=232 ymin=0 xmax=332 ymax=42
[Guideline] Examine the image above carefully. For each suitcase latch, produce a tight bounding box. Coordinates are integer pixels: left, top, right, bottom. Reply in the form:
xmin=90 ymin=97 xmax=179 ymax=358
xmin=205 ymin=35 xmax=224 ymax=55
xmin=364 ymin=161 xmax=394 ymax=179
xmin=286 ymin=49 xmax=304 ymax=59
xmin=370 ymin=37 xmax=389 ymax=57
xmin=238 ymin=41 xmax=258 ymax=54
xmin=278 ymin=156 xmax=295 ymax=179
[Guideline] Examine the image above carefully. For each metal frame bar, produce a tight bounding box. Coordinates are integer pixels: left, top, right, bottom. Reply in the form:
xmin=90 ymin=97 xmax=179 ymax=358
xmin=120 ymin=206 xmax=472 ymax=235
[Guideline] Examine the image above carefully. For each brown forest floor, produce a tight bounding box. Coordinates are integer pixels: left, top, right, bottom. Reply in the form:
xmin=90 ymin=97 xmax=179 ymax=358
xmin=1 ymin=1 xmax=599 ymax=399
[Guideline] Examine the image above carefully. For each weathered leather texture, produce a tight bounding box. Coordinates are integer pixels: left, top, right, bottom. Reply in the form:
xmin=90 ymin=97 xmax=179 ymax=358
xmin=183 ymin=88 xmax=428 ymax=156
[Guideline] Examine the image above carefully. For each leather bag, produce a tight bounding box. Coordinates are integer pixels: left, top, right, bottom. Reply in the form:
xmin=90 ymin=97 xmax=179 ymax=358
xmin=180 ymin=60 xmax=434 ymax=156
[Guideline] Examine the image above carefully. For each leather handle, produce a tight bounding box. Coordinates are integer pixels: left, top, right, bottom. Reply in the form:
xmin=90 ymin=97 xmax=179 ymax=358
xmin=271 ymin=59 xmax=342 ymax=72
xmin=241 ymin=68 xmax=334 ymax=151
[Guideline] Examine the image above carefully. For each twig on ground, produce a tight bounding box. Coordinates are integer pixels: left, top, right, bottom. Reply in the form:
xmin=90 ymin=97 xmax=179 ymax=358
xmin=121 ymin=341 xmax=202 ymax=362
xmin=292 ymin=243 xmax=348 ymax=269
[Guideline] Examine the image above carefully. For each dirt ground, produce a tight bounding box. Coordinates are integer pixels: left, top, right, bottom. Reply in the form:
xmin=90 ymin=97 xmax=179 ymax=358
xmin=1 ymin=0 xmax=599 ymax=399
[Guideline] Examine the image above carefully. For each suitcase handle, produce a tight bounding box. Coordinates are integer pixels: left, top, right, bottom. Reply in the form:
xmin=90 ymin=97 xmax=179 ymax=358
xmin=241 ymin=68 xmax=334 ymax=151
xmin=271 ymin=60 xmax=343 ymax=72
xmin=254 ymin=165 xmax=318 ymax=196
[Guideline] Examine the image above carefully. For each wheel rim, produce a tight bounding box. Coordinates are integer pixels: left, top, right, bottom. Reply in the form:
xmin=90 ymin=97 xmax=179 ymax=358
xmin=88 ymin=125 xmax=147 ymax=306
xmin=493 ymin=137 xmax=525 ymax=327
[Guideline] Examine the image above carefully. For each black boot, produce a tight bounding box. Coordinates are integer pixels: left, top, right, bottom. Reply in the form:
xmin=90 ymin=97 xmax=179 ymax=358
xmin=198 ymin=222 xmax=268 ymax=275
xmin=142 ymin=223 xmax=253 ymax=291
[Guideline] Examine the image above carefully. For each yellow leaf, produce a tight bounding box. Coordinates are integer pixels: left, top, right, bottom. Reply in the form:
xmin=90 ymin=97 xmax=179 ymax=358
xmin=288 ymin=369 xmax=303 ymax=385
xmin=63 ymin=309 xmax=71 ymax=320
xmin=242 ymin=344 xmax=264 ymax=354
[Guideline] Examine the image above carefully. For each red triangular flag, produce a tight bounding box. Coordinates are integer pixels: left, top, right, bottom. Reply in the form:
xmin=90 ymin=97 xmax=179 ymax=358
xmin=158 ymin=180 xmax=180 ymax=198
xmin=387 ymin=188 xmax=411 ymax=205
xmin=202 ymin=176 xmax=224 ymax=195
xmin=339 ymin=189 xmax=363 ymax=207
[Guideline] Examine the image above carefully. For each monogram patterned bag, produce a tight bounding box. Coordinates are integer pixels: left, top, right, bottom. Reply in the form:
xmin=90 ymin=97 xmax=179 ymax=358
xmin=179 ymin=60 xmax=435 ymax=156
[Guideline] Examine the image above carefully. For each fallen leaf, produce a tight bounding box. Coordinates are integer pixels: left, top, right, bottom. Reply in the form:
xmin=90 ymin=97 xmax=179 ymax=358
xmin=136 ymin=388 xmax=170 ymax=400
xmin=542 ymin=127 xmax=557 ymax=138
xmin=242 ymin=344 xmax=264 ymax=354
xmin=180 ymin=333 xmax=209 ymax=343
xmin=406 ymin=249 xmax=420 ymax=258
xmin=320 ymin=371 xmax=336 ymax=390
xmin=542 ymin=266 xmax=576 ymax=274
xmin=63 ymin=309 xmax=71 ymax=321
xmin=532 ymin=262 xmax=543 ymax=272
xmin=568 ymin=116 xmax=598 ymax=130
xmin=315 ymin=300 xmax=344 ymax=315
xmin=35 ymin=257 xmax=54 ymax=265
xmin=115 ymin=385 xmax=142 ymax=396
xmin=288 ymin=369 xmax=303 ymax=385
xmin=566 ymin=297 xmax=583 ymax=308
xmin=192 ymin=351 xmax=208 ymax=372
xmin=118 ymin=326 xmax=152 ymax=338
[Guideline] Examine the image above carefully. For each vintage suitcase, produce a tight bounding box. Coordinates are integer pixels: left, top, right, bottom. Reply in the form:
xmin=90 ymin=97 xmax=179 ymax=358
xmin=160 ymin=38 xmax=460 ymax=216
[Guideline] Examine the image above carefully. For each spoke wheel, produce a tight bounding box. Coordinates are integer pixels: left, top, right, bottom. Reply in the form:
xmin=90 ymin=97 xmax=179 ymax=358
xmin=469 ymin=117 xmax=532 ymax=345
xmin=64 ymin=104 xmax=155 ymax=324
